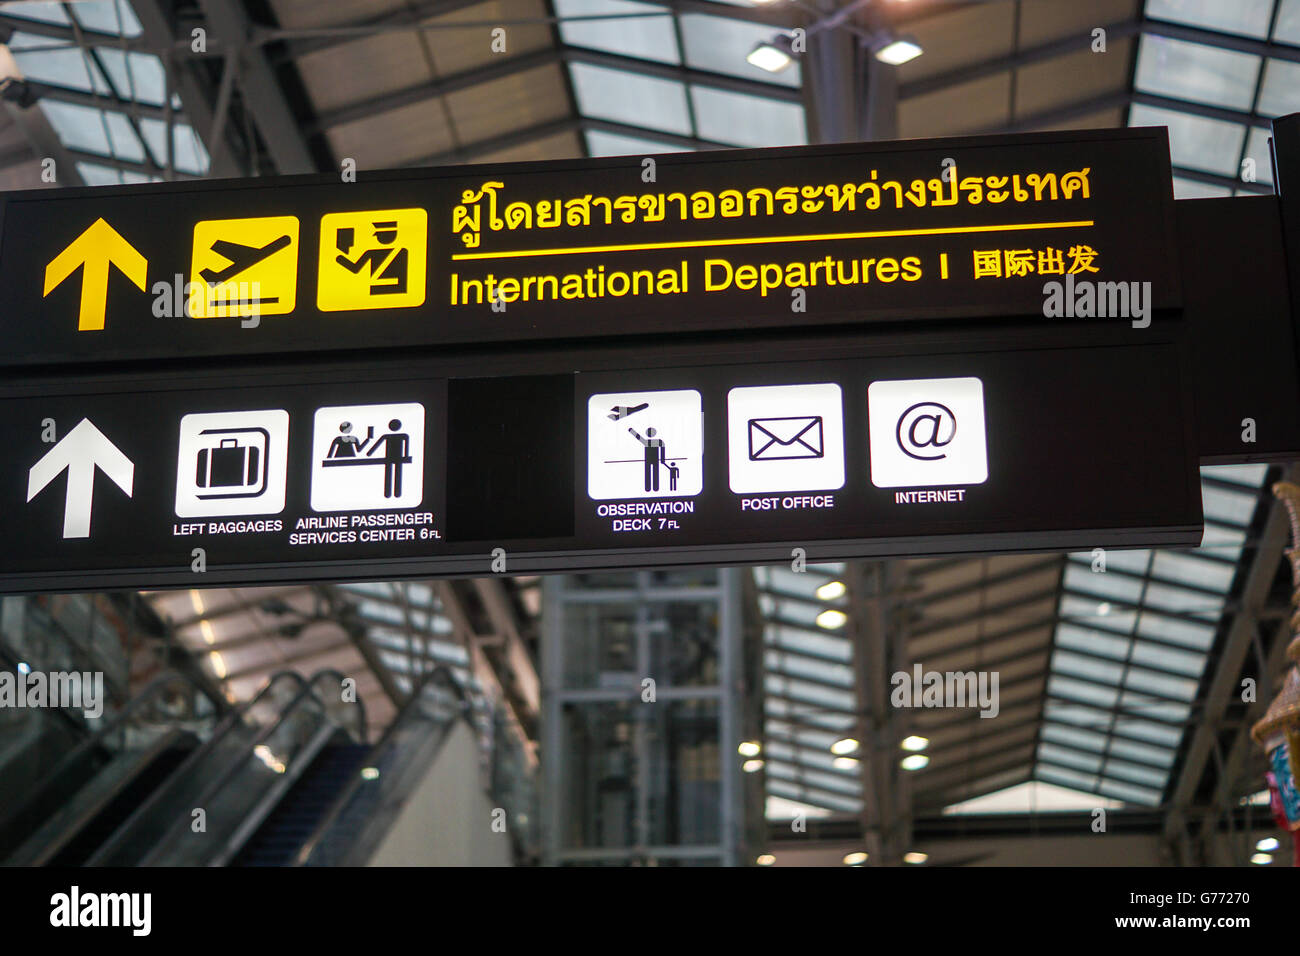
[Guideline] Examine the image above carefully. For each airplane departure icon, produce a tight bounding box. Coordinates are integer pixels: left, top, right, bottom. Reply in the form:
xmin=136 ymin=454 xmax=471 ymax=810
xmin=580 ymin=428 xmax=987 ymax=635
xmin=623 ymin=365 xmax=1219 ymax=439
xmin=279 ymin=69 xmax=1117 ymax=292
xmin=200 ymin=235 xmax=293 ymax=286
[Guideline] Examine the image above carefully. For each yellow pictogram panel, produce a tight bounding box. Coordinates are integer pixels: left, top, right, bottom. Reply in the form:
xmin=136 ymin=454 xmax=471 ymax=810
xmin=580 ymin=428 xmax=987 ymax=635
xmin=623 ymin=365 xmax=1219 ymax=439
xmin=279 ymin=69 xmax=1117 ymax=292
xmin=317 ymin=208 xmax=427 ymax=311
xmin=188 ymin=216 xmax=300 ymax=319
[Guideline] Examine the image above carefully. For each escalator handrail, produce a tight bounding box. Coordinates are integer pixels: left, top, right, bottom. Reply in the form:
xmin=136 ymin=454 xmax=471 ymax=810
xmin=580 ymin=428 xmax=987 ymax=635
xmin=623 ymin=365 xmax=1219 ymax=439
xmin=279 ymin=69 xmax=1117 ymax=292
xmin=138 ymin=668 xmax=366 ymax=866
xmin=83 ymin=670 xmax=309 ymax=866
xmin=0 ymin=669 xmax=224 ymax=844
xmin=294 ymin=666 xmax=468 ymax=866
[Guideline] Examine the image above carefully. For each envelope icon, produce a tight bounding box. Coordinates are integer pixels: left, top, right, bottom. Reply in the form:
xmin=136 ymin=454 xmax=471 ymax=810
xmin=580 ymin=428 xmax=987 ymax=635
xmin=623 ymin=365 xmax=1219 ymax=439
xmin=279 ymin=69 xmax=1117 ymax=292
xmin=748 ymin=416 xmax=825 ymax=460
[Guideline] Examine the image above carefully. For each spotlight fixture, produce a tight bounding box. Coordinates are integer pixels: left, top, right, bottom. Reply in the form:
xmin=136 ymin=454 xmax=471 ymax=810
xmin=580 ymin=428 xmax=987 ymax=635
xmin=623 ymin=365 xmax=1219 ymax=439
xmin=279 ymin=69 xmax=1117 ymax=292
xmin=756 ymin=854 xmax=776 ymax=866
xmin=1250 ymin=852 xmax=1273 ymax=865
xmin=900 ymin=735 xmax=929 ymax=752
xmin=743 ymin=758 xmax=765 ymax=773
xmin=833 ymin=756 xmax=860 ymax=770
xmin=830 ymin=737 xmax=859 ymax=755
xmin=816 ymin=609 xmax=848 ymax=630
xmin=1256 ymin=837 xmax=1280 ymax=852
xmin=747 ymin=34 xmax=796 ymax=73
xmin=816 ymin=580 xmax=846 ymax=601
xmin=873 ymin=35 xmax=923 ymax=66
xmin=900 ymin=753 xmax=929 ymax=771
xmin=843 ymin=851 xmax=869 ymax=865
xmin=738 ymin=740 xmax=762 ymax=757
xmin=903 ymin=851 xmax=928 ymax=864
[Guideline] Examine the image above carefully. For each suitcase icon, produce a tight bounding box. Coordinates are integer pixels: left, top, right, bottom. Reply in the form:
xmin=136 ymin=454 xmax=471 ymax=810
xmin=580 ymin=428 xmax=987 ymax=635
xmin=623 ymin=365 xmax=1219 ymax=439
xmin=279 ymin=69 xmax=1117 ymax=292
xmin=195 ymin=428 xmax=268 ymax=499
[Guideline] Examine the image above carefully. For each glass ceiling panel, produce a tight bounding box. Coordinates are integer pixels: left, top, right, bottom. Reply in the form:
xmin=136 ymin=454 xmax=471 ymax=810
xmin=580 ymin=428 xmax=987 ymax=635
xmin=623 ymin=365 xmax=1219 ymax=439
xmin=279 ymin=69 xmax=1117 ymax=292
xmin=1172 ymin=177 xmax=1231 ymax=199
xmin=765 ymin=649 xmax=853 ymax=687
xmin=556 ymin=0 xmax=680 ymax=65
xmin=1134 ymin=34 xmax=1260 ymax=112
xmin=1201 ymin=484 xmax=1260 ymax=525
xmin=38 ymin=99 xmax=145 ymax=160
xmin=1150 ymin=551 xmax=1236 ymax=592
xmin=1041 ymin=723 xmax=1108 ymax=752
xmin=586 ymin=130 xmax=693 ymax=157
xmin=138 ymin=117 xmax=209 ymax=174
xmin=1130 ymin=102 xmax=1246 ymax=176
xmin=9 ymin=31 xmax=109 ymax=93
xmin=1145 ymin=0 xmax=1275 ymax=38
xmin=1039 ymin=742 xmax=1102 ymax=773
xmin=96 ymin=48 xmax=168 ymax=106
xmin=1242 ymin=127 xmax=1276 ymax=186
xmin=690 ymin=86 xmax=806 ymax=147
xmin=1135 ymin=611 xmax=1216 ymax=650
xmin=679 ymin=13 xmax=801 ymax=88
xmin=1257 ymin=58 xmax=1300 ymax=117
xmin=1278 ymin=0 xmax=1300 ymax=43
xmin=1068 ymin=548 xmax=1152 ymax=575
xmin=765 ymin=624 xmax=852 ymax=661
xmin=68 ymin=0 xmax=143 ymax=37
xmin=1 ymin=2 xmax=71 ymax=25
xmin=570 ymin=62 xmax=693 ymax=135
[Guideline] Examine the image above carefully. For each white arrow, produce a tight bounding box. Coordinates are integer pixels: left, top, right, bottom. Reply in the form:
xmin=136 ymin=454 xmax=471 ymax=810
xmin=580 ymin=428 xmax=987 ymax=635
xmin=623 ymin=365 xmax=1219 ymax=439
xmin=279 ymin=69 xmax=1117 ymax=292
xmin=27 ymin=418 xmax=134 ymax=539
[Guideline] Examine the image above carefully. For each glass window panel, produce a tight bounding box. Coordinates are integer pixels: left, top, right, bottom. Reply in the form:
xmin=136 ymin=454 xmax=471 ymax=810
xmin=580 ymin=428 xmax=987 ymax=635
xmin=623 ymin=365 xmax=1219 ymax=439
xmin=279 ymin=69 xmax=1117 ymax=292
xmin=1201 ymin=484 xmax=1260 ymax=526
xmin=570 ymin=62 xmax=691 ymax=134
xmin=1096 ymin=777 xmax=1161 ymax=805
xmin=1119 ymin=695 xmax=1191 ymax=729
xmin=68 ymin=0 xmax=143 ymax=37
xmin=1113 ymin=717 xmax=1183 ymax=747
xmin=1135 ymin=611 xmax=1216 ymax=650
xmin=1123 ymin=666 xmax=1199 ymax=701
xmin=1055 ymin=624 xmax=1132 ymax=662
xmin=1151 ymin=551 xmax=1236 ymax=592
xmin=1 ymin=2 xmax=70 ymax=24
xmin=1141 ymin=582 xmax=1224 ymax=618
xmin=1063 ymin=563 xmax=1145 ymax=601
xmin=764 ymin=649 xmax=853 ymax=687
xmin=1277 ymin=0 xmax=1300 ymax=44
xmin=1108 ymin=737 xmax=1176 ymax=768
xmin=1060 ymin=596 xmax=1137 ymax=634
xmin=1172 ymin=176 xmax=1231 ymax=199
xmin=690 ymin=86 xmax=805 ymax=147
xmin=1047 ymin=674 xmax=1117 ymax=708
xmin=1258 ymin=59 xmax=1300 ymax=118
xmin=1200 ymin=520 xmax=1247 ymax=559
xmin=1145 ymin=0 xmax=1274 ymax=38
xmin=75 ymin=160 xmax=123 ymax=186
xmin=1069 ymin=549 xmax=1152 ymax=575
xmin=1040 ymin=723 xmax=1108 ymax=752
xmin=1044 ymin=701 xmax=1111 ymax=729
xmin=96 ymin=49 xmax=168 ymax=106
xmin=1134 ymin=34 xmax=1260 ymax=111
xmin=1130 ymin=102 xmax=1246 ymax=176
xmin=138 ymin=118 xmax=209 ymax=174
xmin=586 ymin=129 xmax=691 ymax=157
xmin=1038 ymin=741 xmax=1102 ymax=773
xmin=1036 ymin=765 xmax=1103 ymax=795
xmin=1204 ymin=463 xmax=1268 ymax=487
xmin=10 ymin=32 xmax=109 ymax=93
xmin=1052 ymin=649 xmax=1125 ymax=684
xmin=556 ymin=0 xmax=680 ymax=64
xmin=1129 ymin=640 xmax=1206 ymax=678
xmin=766 ymin=625 xmax=851 ymax=661
xmin=680 ymin=13 xmax=800 ymax=88
xmin=764 ymin=674 xmax=855 ymax=711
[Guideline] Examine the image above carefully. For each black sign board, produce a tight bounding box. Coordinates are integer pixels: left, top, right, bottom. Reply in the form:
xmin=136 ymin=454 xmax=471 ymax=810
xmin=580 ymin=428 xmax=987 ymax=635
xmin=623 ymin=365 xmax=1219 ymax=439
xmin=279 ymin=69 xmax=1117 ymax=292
xmin=0 ymin=326 xmax=1201 ymax=593
xmin=3 ymin=127 xmax=1178 ymax=369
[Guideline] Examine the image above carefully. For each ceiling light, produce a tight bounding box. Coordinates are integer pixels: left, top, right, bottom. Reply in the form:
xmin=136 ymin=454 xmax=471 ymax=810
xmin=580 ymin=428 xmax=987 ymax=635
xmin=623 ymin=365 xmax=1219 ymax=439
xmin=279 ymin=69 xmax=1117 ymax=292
xmin=830 ymin=737 xmax=859 ymax=755
xmin=816 ymin=580 xmax=846 ymax=600
xmin=361 ymin=767 xmax=380 ymax=781
xmin=16 ymin=661 xmax=30 ymax=675
xmin=903 ymin=851 xmax=928 ymax=864
xmin=842 ymin=851 xmax=869 ymax=865
xmin=743 ymin=759 xmax=765 ymax=773
xmin=900 ymin=753 xmax=929 ymax=771
xmin=1250 ymin=852 xmax=1273 ymax=865
xmin=900 ymin=735 xmax=929 ymax=752
xmin=747 ymin=40 xmax=793 ymax=73
xmin=1256 ymin=837 xmax=1280 ymax=852
xmin=756 ymin=854 xmax=776 ymax=866
xmin=1097 ymin=602 xmax=1112 ymax=615
xmin=816 ymin=609 xmax=848 ymax=629
xmin=874 ymin=36 xmax=923 ymax=66
xmin=738 ymin=740 xmax=762 ymax=757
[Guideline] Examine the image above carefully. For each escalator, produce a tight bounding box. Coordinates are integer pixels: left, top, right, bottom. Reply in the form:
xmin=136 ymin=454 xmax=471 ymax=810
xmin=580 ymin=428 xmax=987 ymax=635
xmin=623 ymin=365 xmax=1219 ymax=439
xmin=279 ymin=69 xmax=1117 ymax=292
xmin=1 ymin=649 xmax=512 ymax=866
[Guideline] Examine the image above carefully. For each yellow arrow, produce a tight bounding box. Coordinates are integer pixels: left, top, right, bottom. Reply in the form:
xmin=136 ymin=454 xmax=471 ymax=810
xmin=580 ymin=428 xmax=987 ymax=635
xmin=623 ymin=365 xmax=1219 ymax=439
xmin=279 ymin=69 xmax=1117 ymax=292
xmin=42 ymin=218 xmax=148 ymax=331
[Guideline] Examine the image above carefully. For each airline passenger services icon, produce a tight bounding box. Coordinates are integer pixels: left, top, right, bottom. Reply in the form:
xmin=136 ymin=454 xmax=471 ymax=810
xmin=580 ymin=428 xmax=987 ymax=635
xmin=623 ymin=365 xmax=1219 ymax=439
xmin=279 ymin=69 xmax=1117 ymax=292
xmin=310 ymin=403 xmax=425 ymax=512
xmin=588 ymin=390 xmax=703 ymax=500
xmin=175 ymin=410 xmax=289 ymax=517
xmin=868 ymin=377 xmax=988 ymax=488
xmin=728 ymin=383 xmax=845 ymax=493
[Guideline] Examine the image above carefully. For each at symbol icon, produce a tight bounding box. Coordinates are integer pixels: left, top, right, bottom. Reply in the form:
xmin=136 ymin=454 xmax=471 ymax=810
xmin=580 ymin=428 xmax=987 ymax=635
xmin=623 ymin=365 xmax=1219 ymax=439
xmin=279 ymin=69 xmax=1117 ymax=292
xmin=896 ymin=401 xmax=957 ymax=461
